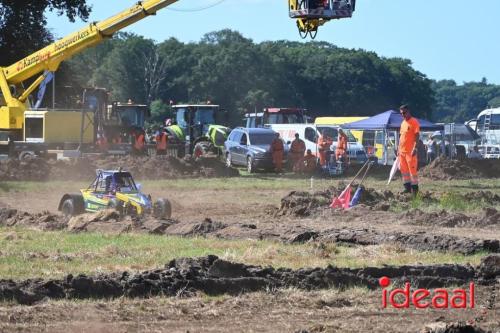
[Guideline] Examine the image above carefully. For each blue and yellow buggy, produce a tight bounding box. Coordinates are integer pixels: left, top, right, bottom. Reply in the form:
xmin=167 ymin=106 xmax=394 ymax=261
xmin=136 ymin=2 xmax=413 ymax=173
xmin=58 ymin=170 xmax=171 ymax=218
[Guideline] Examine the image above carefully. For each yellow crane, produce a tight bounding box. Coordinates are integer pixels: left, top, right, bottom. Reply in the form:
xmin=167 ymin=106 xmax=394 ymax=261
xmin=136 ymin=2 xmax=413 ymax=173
xmin=0 ymin=0 xmax=354 ymax=153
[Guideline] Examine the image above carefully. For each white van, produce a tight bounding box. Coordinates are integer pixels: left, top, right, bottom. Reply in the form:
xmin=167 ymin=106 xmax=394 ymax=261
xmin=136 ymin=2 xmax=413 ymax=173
xmin=268 ymin=124 xmax=368 ymax=164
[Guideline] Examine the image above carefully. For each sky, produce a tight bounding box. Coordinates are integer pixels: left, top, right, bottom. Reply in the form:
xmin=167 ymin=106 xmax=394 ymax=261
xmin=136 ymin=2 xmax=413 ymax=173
xmin=47 ymin=0 xmax=500 ymax=84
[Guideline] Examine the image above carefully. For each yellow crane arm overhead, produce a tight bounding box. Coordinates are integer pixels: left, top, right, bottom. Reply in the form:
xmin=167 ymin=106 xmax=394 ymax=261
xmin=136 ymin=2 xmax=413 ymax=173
xmin=3 ymin=0 xmax=179 ymax=85
xmin=0 ymin=0 xmax=355 ymax=133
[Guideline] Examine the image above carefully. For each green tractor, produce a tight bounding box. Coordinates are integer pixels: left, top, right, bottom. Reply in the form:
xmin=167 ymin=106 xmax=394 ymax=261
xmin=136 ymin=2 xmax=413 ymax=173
xmin=167 ymin=104 xmax=230 ymax=158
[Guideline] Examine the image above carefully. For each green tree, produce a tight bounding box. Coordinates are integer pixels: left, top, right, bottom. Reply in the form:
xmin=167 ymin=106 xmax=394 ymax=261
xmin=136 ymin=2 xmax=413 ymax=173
xmin=66 ymin=29 xmax=439 ymax=127
xmin=0 ymin=0 xmax=91 ymax=65
xmin=92 ymin=34 xmax=163 ymax=103
xmin=432 ymin=79 xmax=500 ymax=122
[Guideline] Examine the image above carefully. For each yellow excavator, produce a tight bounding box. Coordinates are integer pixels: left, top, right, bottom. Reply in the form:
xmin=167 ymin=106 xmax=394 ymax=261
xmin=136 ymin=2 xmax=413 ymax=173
xmin=0 ymin=0 xmax=354 ymax=156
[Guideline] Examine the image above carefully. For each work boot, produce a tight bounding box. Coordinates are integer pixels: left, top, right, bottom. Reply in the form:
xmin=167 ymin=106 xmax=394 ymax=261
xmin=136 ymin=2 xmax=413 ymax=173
xmin=402 ymin=182 xmax=412 ymax=194
xmin=411 ymin=184 xmax=419 ymax=196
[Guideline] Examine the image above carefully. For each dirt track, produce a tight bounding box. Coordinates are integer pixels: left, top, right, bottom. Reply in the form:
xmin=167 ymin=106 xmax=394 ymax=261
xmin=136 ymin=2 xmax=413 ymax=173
xmin=1 ymin=166 xmax=499 ymax=332
xmin=1 ymin=180 xmax=500 ymax=255
xmin=0 ymin=286 xmax=497 ymax=333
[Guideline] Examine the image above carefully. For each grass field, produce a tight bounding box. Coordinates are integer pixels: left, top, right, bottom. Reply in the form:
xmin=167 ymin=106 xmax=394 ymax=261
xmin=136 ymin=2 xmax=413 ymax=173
xmin=0 ymin=228 xmax=486 ymax=280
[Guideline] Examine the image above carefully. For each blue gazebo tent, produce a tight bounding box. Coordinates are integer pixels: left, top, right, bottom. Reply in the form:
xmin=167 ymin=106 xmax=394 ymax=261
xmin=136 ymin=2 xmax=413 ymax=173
xmin=341 ymin=110 xmax=444 ymax=164
xmin=341 ymin=110 xmax=444 ymax=131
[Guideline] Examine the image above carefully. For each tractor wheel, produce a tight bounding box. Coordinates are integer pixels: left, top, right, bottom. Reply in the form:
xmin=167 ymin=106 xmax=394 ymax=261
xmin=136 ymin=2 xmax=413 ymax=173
xmin=153 ymin=198 xmax=172 ymax=219
xmin=19 ymin=151 xmax=36 ymax=161
xmin=194 ymin=142 xmax=210 ymax=159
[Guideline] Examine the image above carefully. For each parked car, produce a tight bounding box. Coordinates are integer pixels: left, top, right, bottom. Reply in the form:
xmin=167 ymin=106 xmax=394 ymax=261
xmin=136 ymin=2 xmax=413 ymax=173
xmin=224 ymin=127 xmax=285 ymax=172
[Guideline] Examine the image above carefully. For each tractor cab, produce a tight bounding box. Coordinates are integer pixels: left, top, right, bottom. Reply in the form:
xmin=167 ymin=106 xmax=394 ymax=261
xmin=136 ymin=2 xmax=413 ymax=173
xmin=245 ymin=107 xmax=308 ymax=128
xmin=172 ymin=104 xmax=220 ymax=139
xmin=289 ymin=0 xmax=355 ymax=38
xmin=104 ymin=101 xmax=149 ymax=141
xmin=170 ymin=104 xmax=230 ymax=157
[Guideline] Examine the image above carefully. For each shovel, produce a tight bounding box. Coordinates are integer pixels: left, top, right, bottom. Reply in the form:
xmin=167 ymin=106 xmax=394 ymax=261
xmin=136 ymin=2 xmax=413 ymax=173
xmin=349 ymin=161 xmax=374 ymax=207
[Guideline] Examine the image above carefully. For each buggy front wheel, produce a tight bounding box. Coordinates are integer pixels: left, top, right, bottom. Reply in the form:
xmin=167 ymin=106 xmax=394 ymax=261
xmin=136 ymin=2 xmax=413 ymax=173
xmin=153 ymin=198 xmax=172 ymax=219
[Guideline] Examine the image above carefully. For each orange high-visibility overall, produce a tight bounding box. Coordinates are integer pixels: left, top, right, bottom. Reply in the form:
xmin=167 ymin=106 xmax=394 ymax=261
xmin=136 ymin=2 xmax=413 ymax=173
xmin=317 ymin=135 xmax=330 ymax=166
xmin=335 ymin=133 xmax=348 ymax=161
xmin=399 ymin=117 xmax=420 ymax=186
xmin=290 ymin=138 xmax=306 ymax=170
xmin=156 ymin=132 xmax=168 ymax=154
xmin=134 ymin=133 xmax=145 ymax=151
xmin=271 ymin=138 xmax=284 ymax=172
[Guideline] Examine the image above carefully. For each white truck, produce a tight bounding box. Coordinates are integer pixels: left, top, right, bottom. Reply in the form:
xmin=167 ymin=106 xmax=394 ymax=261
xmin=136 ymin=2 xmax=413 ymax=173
xmin=268 ymin=123 xmax=368 ymax=164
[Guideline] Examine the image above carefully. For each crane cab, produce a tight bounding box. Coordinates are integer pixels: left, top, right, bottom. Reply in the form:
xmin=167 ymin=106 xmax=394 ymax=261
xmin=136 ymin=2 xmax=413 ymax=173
xmin=289 ymin=0 xmax=355 ymax=38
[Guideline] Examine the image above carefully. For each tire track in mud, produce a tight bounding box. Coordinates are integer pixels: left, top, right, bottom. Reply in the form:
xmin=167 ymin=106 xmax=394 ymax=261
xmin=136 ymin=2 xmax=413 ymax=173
xmin=0 ymin=255 xmax=498 ymax=305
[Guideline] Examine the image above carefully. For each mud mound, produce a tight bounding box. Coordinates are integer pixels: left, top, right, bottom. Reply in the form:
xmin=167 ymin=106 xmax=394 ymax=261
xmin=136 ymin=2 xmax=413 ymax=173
xmin=318 ymin=227 xmax=499 ymax=255
xmin=0 ymin=255 xmax=497 ymax=305
xmin=0 ymin=208 xmax=66 ymax=230
xmin=67 ymin=210 xmax=178 ymax=235
xmin=275 ymin=190 xmax=333 ymax=217
xmin=462 ymin=191 xmax=500 ymax=205
xmin=274 ymin=187 xmax=437 ymax=217
xmin=0 ymin=155 xmax=239 ymax=181
xmin=0 ymin=158 xmax=51 ymax=181
xmin=478 ymin=254 xmax=500 ymax=279
xmin=421 ymin=157 xmax=500 ymax=180
xmin=87 ymin=155 xmax=239 ymax=179
xmin=0 ymin=207 xmax=176 ymax=235
xmin=422 ymin=322 xmax=487 ymax=333
xmin=165 ymin=218 xmax=227 ymax=236
xmin=402 ymin=208 xmax=500 ymax=228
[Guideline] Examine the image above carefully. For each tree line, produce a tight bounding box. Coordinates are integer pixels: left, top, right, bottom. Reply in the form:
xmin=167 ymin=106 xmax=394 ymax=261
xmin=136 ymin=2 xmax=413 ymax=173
xmin=53 ymin=30 xmax=500 ymax=126
xmin=62 ymin=30 xmax=436 ymax=126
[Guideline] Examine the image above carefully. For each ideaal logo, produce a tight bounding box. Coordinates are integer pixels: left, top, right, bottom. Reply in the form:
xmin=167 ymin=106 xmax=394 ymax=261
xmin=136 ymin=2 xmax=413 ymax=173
xmin=379 ymin=276 xmax=475 ymax=309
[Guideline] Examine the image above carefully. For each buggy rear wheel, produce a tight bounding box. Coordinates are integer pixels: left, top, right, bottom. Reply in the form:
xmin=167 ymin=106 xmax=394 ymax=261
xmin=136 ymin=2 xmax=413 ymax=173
xmin=60 ymin=195 xmax=84 ymax=217
xmin=153 ymin=198 xmax=172 ymax=219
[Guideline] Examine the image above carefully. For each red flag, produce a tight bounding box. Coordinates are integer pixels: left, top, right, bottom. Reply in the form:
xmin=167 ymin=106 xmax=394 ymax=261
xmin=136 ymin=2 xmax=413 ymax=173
xmin=330 ymin=185 xmax=352 ymax=210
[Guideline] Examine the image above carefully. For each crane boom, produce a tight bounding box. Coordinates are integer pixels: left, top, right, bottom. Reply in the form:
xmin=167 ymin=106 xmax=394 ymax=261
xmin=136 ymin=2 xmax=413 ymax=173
xmin=0 ymin=0 xmax=178 ymax=133
xmin=4 ymin=0 xmax=178 ymax=85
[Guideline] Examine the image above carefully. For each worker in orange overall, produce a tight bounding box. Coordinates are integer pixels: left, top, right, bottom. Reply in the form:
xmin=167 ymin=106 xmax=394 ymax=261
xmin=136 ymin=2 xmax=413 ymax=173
xmin=96 ymin=130 xmax=109 ymax=152
xmin=398 ymin=104 xmax=421 ymax=195
xmin=271 ymin=132 xmax=284 ymax=173
xmin=155 ymin=128 xmax=168 ymax=155
xmin=290 ymin=133 xmax=306 ymax=171
xmin=335 ymin=128 xmax=348 ymax=163
xmin=303 ymin=149 xmax=317 ymax=174
xmin=317 ymin=132 xmax=330 ymax=166
xmin=133 ymin=129 xmax=146 ymax=155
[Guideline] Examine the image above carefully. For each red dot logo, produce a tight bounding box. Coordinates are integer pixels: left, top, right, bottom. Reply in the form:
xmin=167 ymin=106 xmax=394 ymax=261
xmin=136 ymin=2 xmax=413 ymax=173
xmin=379 ymin=276 xmax=391 ymax=288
